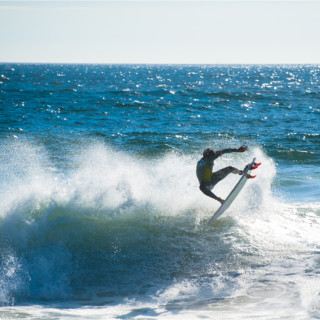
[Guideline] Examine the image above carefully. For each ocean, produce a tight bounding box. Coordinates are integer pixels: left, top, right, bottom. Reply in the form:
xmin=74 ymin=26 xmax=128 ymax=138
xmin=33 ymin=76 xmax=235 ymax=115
xmin=0 ymin=64 xmax=319 ymax=319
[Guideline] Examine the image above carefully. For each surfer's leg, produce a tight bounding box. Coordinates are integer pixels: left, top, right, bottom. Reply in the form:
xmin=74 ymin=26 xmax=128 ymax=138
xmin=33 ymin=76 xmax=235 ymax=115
xmin=199 ymin=184 xmax=220 ymax=201
xmin=211 ymin=166 xmax=242 ymax=185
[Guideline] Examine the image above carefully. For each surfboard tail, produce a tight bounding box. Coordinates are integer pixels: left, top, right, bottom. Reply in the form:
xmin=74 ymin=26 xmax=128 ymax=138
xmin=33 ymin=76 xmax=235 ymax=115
xmin=251 ymin=162 xmax=261 ymax=170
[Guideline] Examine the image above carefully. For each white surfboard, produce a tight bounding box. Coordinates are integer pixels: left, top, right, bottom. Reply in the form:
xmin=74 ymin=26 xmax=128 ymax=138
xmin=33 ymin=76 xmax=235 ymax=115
xmin=209 ymin=157 xmax=256 ymax=223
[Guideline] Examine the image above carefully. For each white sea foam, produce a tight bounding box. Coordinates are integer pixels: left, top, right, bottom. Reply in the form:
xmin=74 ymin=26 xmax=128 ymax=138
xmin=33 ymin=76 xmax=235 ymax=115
xmin=0 ymin=140 xmax=319 ymax=319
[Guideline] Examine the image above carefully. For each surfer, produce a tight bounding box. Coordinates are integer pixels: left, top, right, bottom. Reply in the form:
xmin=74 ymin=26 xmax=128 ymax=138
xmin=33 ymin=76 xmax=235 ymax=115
xmin=196 ymin=145 xmax=258 ymax=204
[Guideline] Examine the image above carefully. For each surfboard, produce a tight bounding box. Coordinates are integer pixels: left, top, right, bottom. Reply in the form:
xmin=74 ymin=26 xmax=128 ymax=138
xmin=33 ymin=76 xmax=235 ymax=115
xmin=209 ymin=157 xmax=256 ymax=223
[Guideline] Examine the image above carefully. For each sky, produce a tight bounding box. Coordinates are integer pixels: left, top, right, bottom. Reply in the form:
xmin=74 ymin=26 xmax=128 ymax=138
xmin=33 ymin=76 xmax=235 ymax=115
xmin=0 ymin=0 xmax=320 ymax=64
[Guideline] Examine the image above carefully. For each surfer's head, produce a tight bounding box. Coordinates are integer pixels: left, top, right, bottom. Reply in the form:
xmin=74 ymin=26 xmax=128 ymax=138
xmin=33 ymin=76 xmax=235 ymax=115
xmin=203 ymin=148 xmax=214 ymax=158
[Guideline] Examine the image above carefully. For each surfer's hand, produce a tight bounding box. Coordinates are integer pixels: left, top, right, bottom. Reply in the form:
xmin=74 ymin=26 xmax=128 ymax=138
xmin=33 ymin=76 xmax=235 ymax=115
xmin=237 ymin=145 xmax=248 ymax=152
xmin=217 ymin=197 xmax=224 ymax=204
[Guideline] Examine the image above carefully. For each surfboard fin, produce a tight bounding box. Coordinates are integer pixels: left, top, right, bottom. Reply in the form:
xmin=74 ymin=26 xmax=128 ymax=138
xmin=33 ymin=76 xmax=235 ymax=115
xmin=246 ymin=174 xmax=256 ymax=179
xmin=251 ymin=162 xmax=261 ymax=170
xmin=243 ymin=161 xmax=261 ymax=172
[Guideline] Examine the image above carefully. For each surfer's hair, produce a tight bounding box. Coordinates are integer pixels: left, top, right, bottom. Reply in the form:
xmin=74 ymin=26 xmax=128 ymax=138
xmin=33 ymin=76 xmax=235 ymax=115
xmin=203 ymin=148 xmax=214 ymax=158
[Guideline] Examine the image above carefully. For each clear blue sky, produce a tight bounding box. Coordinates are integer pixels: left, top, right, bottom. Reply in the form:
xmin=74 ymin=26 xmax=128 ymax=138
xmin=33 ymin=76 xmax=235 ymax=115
xmin=1 ymin=1 xmax=320 ymax=64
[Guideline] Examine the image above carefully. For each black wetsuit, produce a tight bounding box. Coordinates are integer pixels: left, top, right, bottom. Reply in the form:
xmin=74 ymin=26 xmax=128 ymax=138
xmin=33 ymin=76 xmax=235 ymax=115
xmin=196 ymin=149 xmax=242 ymax=200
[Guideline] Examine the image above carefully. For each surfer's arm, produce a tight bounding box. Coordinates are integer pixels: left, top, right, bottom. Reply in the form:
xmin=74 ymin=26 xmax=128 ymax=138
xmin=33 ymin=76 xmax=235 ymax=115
xmin=220 ymin=148 xmax=238 ymax=154
xmin=212 ymin=148 xmax=237 ymax=160
xmin=237 ymin=145 xmax=248 ymax=152
xmin=215 ymin=145 xmax=248 ymax=158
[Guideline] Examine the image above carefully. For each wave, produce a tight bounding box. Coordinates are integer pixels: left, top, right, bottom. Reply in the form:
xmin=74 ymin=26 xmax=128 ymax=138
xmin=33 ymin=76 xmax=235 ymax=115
xmin=0 ymin=140 xmax=319 ymax=308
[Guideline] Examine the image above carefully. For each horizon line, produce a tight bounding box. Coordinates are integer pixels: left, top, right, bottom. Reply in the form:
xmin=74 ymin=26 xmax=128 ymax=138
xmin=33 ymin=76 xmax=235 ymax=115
xmin=1 ymin=61 xmax=320 ymax=66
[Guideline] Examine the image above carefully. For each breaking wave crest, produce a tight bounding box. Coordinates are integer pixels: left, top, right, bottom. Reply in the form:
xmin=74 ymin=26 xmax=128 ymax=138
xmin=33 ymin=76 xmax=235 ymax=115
xmin=1 ymin=139 xmax=319 ymax=317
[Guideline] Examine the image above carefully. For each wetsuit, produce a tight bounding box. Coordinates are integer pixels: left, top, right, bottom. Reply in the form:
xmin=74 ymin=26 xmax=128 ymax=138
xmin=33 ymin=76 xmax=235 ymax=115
xmin=196 ymin=148 xmax=242 ymax=200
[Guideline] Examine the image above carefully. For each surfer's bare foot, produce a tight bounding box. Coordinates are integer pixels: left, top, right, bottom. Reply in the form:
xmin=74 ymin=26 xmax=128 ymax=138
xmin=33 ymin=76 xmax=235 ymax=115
xmin=217 ymin=197 xmax=225 ymax=204
xmin=238 ymin=165 xmax=249 ymax=175
xmin=243 ymin=163 xmax=251 ymax=172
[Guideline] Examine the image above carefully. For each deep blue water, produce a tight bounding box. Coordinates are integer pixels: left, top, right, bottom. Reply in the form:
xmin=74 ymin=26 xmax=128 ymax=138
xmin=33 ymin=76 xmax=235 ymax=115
xmin=1 ymin=64 xmax=319 ymax=158
xmin=0 ymin=64 xmax=319 ymax=319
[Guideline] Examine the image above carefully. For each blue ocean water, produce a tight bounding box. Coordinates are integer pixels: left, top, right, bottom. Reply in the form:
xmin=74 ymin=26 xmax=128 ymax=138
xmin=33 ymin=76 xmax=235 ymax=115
xmin=0 ymin=64 xmax=319 ymax=319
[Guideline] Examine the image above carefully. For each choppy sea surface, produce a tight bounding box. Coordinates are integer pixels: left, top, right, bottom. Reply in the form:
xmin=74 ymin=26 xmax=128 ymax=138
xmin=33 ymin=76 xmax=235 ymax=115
xmin=0 ymin=64 xmax=319 ymax=319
